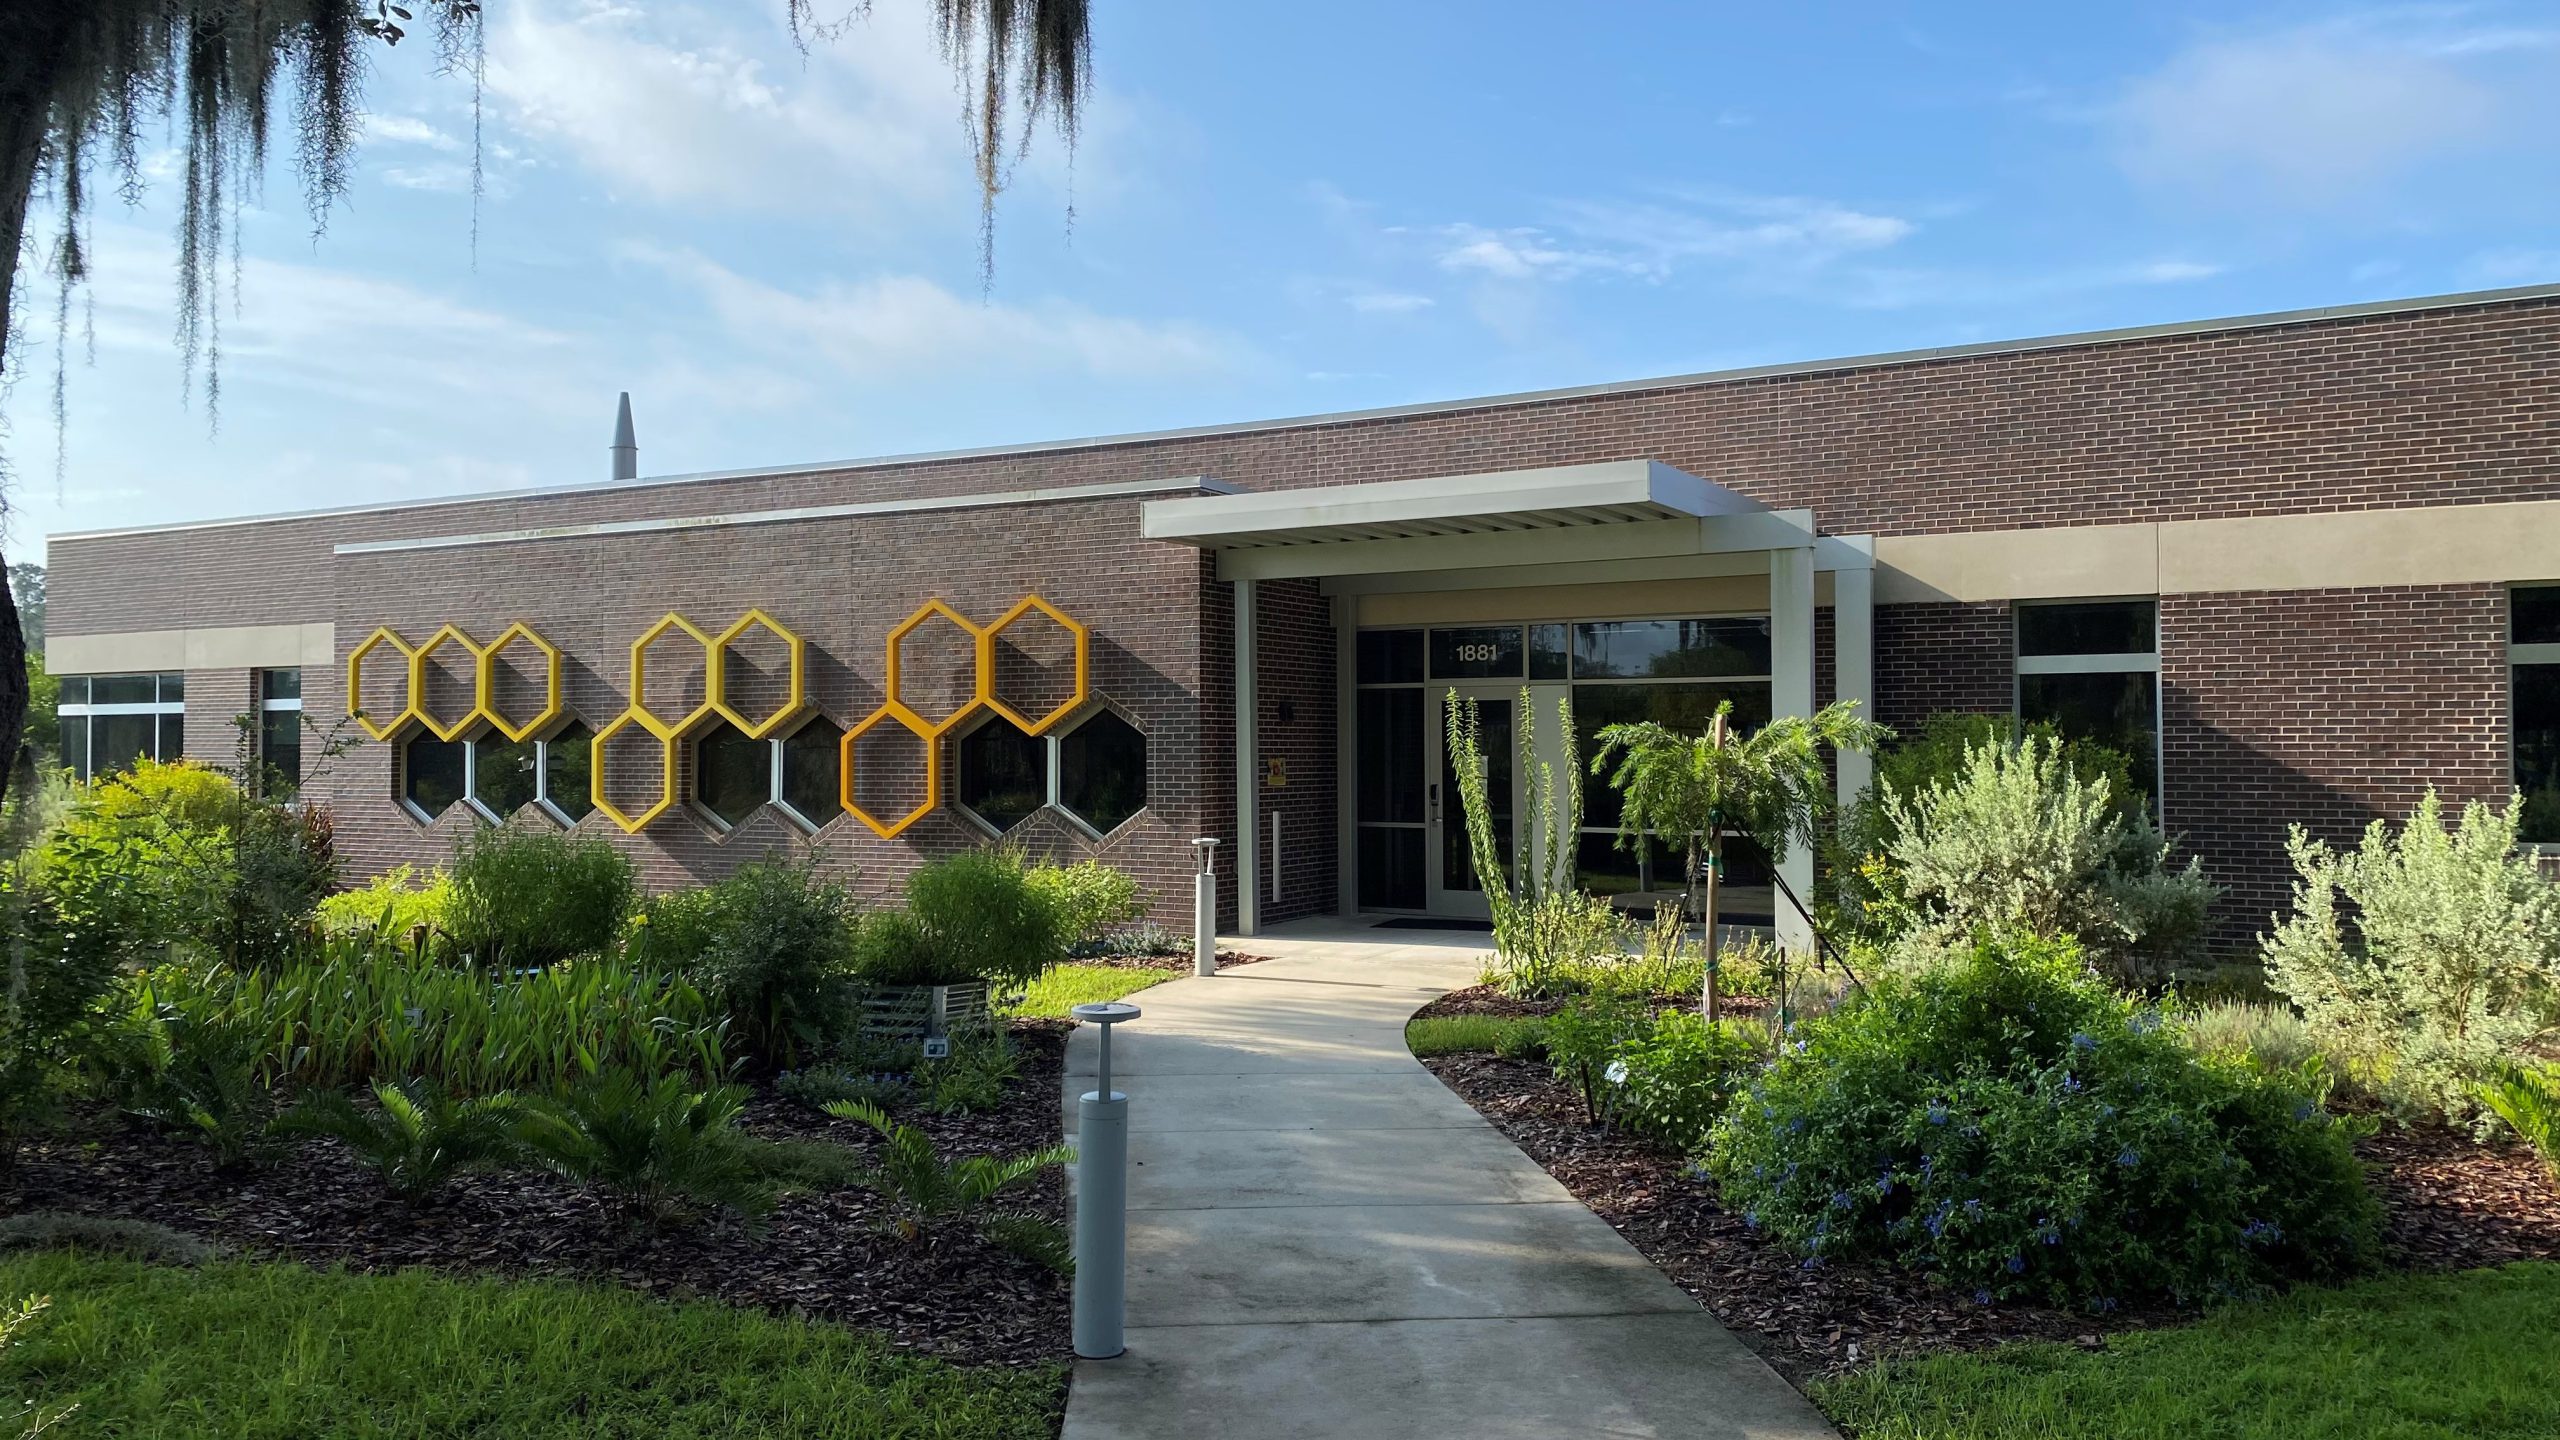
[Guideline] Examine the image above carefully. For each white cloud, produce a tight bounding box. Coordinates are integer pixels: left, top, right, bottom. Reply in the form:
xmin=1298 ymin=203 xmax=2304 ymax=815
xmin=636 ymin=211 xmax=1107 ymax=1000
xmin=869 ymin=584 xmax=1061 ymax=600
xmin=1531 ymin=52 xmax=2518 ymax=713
xmin=639 ymin=247 xmax=1249 ymax=383
xmin=1345 ymin=290 xmax=1434 ymax=315
xmin=2110 ymin=15 xmax=2554 ymax=206
xmin=366 ymin=114 xmax=460 ymax=151
xmin=1437 ymin=225 xmax=1602 ymax=281
xmin=1434 ymin=192 xmax=1916 ymax=286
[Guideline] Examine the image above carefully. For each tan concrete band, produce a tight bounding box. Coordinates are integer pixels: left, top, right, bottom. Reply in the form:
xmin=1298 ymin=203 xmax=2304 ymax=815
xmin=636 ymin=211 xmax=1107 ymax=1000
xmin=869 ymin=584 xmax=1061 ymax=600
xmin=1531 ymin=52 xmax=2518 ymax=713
xmin=1876 ymin=498 xmax=2560 ymax=603
xmin=47 ymin=622 xmax=334 ymax=675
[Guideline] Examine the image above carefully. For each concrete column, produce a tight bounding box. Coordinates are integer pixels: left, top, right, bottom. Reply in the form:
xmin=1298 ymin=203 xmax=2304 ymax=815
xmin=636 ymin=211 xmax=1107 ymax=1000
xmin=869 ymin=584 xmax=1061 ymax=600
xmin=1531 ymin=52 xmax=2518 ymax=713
xmin=1233 ymin=577 xmax=1259 ymax=936
xmin=1832 ymin=545 xmax=1875 ymax=812
xmin=1769 ymin=545 xmax=1816 ymax=953
xmin=1332 ymin=594 xmax=1358 ymax=917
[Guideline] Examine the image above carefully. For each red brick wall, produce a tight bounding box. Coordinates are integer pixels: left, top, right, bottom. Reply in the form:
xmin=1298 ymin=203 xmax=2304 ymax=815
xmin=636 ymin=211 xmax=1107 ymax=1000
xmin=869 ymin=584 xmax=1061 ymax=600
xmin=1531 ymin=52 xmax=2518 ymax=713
xmin=52 ymin=294 xmax=2560 ymax=636
xmin=1873 ymin=602 xmax=2014 ymax=732
xmin=2160 ymin=585 xmax=2513 ymax=947
xmin=1255 ymin=578 xmax=1338 ymax=925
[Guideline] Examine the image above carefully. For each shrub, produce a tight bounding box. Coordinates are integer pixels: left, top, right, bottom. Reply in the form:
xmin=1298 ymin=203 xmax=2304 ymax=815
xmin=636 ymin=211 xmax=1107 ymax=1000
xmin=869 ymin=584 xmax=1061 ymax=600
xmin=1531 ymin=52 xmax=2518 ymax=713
xmin=1708 ymin=932 xmax=2379 ymax=1309
xmin=1608 ymin=1011 xmax=1768 ymax=1154
xmin=774 ymin=1065 xmax=911 ymax=1113
xmin=917 ymin=1032 xmax=1020 ymax=1115
xmin=629 ymin=861 xmax=859 ymax=1070
xmin=516 ymin=1071 xmax=773 ymax=1222
xmin=1479 ymin=888 xmax=1626 ymax=1000
xmin=1883 ymin=736 xmax=2217 ymax=984
xmin=1544 ymin=994 xmax=1647 ymax=1125
xmin=120 ymin=1014 xmax=279 ymax=1169
xmin=2262 ymin=790 xmax=2560 ymax=1131
xmin=128 ymin=939 xmax=725 ymax=1096
xmin=0 ymin=1213 xmax=215 ymax=1266
xmin=2479 ymin=1062 xmax=2560 ymax=1179
xmin=444 ymin=826 xmax=636 ymax=970
xmin=0 ymin=865 xmax=135 ymax=1163
xmin=1025 ymin=859 xmax=1143 ymax=955
xmin=316 ymin=866 xmax=453 ymax=947
xmin=271 ymin=1079 xmax=524 ymax=1204
xmin=823 ymin=1098 xmax=1071 ymax=1245
xmin=2180 ymin=1001 xmax=2327 ymax=1078
xmin=1404 ymin=1014 xmax=1548 ymax=1060
xmin=858 ymin=848 xmax=1067 ymax=989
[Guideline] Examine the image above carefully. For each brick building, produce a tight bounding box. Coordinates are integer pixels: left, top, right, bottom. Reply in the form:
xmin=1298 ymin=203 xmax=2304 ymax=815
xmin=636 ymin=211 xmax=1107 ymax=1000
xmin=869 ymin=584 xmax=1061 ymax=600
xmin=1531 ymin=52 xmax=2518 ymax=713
xmin=44 ymin=286 xmax=2560 ymax=948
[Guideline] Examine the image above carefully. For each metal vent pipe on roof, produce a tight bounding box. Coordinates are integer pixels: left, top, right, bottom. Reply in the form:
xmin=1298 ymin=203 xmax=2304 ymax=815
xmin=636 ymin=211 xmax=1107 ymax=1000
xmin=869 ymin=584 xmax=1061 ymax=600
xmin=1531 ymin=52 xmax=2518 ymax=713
xmin=610 ymin=392 xmax=638 ymax=481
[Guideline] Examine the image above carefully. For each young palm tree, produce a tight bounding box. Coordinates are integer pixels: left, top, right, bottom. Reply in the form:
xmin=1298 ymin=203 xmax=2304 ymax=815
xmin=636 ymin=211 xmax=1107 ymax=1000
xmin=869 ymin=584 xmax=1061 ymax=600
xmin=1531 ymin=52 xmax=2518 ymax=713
xmin=1591 ymin=700 xmax=1886 ymax=1018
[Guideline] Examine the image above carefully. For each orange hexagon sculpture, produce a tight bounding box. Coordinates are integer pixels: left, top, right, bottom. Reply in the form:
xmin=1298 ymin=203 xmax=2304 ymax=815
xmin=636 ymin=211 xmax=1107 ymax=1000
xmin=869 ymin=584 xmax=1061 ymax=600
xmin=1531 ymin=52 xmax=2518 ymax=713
xmin=840 ymin=703 xmax=937 ymax=839
xmin=630 ymin=612 xmax=716 ymax=737
xmin=411 ymin=625 xmax=491 ymax=741
xmin=590 ymin=709 xmax=679 ymax=832
xmin=346 ymin=626 xmax=419 ymax=741
xmin=979 ymin=594 xmax=1089 ymax=735
xmin=480 ymin=623 xmax=565 ymax=742
xmin=884 ymin=599 xmax=985 ymax=737
xmin=708 ymin=608 xmax=807 ymax=739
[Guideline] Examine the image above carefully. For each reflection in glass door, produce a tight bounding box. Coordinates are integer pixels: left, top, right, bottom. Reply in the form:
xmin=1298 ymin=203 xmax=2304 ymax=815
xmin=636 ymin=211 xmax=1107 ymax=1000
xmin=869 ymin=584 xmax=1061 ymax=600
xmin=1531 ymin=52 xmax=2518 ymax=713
xmin=1428 ymin=687 xmax=1515 ymax=918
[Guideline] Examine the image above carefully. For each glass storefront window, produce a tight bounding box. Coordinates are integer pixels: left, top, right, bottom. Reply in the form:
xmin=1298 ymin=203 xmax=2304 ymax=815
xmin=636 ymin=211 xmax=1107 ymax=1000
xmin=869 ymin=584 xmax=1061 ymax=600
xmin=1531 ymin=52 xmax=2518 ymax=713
xmin=1427 ymin=626 xmax=1524 ymax=680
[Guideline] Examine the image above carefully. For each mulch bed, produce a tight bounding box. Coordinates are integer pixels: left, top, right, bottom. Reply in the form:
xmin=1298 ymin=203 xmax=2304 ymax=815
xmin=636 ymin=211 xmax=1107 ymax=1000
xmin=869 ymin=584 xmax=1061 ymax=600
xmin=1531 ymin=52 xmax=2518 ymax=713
xmin=1077 ymin=949 xmax=1271 ymax=974
xmin=1422 ymin=1049 xmax=2560 ymax=1387
xmin=1 ymin=1023 xmax=1076 ymax=1372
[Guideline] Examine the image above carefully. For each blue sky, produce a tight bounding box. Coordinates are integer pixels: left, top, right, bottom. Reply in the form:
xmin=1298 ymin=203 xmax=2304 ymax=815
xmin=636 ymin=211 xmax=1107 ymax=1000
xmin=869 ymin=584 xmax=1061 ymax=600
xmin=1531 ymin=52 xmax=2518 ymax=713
xmin=11 ymin=1 xmax=2560 ymax=555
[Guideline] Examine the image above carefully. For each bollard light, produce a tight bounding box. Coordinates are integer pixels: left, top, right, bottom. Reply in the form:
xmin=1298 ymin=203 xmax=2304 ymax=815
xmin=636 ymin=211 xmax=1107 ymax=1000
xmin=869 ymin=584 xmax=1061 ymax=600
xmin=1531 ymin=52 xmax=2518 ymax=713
xmin=1191 ymin=836 xmax=1220 ymax=978
xmin=1071 ymin=1000 xmax=1141 ymax=1360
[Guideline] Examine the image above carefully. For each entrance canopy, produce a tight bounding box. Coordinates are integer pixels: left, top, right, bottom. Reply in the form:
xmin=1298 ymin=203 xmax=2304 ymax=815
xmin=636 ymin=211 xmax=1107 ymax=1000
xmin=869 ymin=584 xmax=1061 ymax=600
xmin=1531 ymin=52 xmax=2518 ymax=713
xmin=1141 ymin=460 xmax=1817 ymax=583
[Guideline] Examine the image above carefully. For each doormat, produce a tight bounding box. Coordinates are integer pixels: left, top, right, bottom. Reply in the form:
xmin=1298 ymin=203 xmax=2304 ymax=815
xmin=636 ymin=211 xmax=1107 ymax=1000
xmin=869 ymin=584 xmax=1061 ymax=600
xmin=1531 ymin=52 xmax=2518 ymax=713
xmin=1370 ymin=917 xmax=1496 ymax=932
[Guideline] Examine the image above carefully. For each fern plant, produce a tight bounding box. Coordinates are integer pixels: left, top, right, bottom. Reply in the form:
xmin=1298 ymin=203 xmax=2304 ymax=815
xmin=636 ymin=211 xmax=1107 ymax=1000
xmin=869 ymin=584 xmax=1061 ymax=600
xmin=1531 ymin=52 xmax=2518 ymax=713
xmin=516 ymin=1071 xmax=774 ymax=1222
xmin=122 ymin=1019 xmax=278 ymax=1169
xmin=271 ymin=1079 xmax=522 ymax=1204
xmin=822 ymin=1099 xmax=1072 ymax=1249
xmin=2480 ymin=1062 xmax=2560 ymax=1179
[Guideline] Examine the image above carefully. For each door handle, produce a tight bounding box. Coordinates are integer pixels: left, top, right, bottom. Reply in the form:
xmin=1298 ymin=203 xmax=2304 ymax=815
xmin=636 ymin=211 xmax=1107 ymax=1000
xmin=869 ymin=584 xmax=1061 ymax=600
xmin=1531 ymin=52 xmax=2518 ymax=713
xmin=1427 ymin=781 xmax=1439 ymax=824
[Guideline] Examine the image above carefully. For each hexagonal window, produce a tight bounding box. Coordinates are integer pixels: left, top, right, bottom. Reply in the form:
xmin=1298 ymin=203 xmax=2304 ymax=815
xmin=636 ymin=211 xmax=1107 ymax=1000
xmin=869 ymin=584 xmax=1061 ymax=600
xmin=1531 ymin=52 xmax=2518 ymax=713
xmin=543 ymin=721 xmax=595 ymax=823
xmin=958 ymin=714 xmax=1048 ymax=833
xmin=1059 ymin=709 xmax=1145 ymax=835
xmin=474 ymin=734 xmax=540 ymax=818
xmin=780 ymin=716 xmax=842 ymax=827
xmin=693 ymin=720 xmax=771 ymax=829
xmin=402 ymin=735 xmax=469 ymax=821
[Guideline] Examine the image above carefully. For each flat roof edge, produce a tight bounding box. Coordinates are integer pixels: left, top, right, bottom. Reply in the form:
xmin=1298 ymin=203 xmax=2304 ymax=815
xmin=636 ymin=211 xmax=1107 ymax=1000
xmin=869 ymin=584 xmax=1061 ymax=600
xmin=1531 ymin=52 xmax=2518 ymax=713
xmin=53 ymin=280 xmax=2560 ymax=546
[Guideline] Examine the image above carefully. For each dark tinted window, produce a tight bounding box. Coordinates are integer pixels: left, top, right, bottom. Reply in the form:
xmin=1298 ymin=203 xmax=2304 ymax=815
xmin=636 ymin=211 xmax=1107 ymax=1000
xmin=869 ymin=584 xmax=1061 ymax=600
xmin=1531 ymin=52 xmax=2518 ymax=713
xmin=2017 ymin=601 xmax=2156 ymax=657
xmin=782 ymin=718 xmax=842 ymax=824
xmin=56 ymin=677 xmax=87 ymax=706
xmin=693 ymin=723 xmax=769 ymax=827
xmin=1572 ymin=618 xmax=1771 ymax=678
xmin=403 ymin=736 xmax=468 ymax=819
xmin=477 ymin=736 xmax=540 ymax=817
xmin=1358 ymin=827 xmax=1424 ymax=909
xmin=1357 ymin=689 xmax=1424 ymax=824
xmin=92 ymin=674 xmax=156 ymax=705
xmin=2515 ymin=586 xmax=2560 ymax=647
xmin=1575 ymin=682 xmax=1772 ymax=829
xmin=2517 ymin=663 xmax=2559 ymax=844
xmin=92 ymin=714 xmax=156 ymax=775
xmin=261 ymin=669 xmax=303 ymax=703
xmin=1060 ymin=711 xmax=1146 ymax=834
xmin=2020 ymin=671 xmax=2159 ymax=805
xmin=959 ymin=716 xmax=1047 ymax=831
xmin=1428 ymin=626 xmax=1523 ymax=680
xmin=1528 ymin=623 xmax=1570 ymax=679
xmin=1356 ymin=630 xmax=1423 ymax=685
xmin=260 ymin=709 xmax=302 ymax=798
xmin=545 ymin=723 xmax=594 ymax=821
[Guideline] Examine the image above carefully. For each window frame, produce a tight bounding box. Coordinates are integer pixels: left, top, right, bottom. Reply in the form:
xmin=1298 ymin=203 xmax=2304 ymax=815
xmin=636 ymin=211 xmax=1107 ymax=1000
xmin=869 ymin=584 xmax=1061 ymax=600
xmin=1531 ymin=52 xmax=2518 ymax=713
xmin=57 ymin=671 xmax=187 ymax=781
xmin=773 ymin=714 xmax=844 ymax=834
xmin=2512 ymin=584 xmax=2560 ymax=851
xmin=952 ymin=708 xmax=1056 ymax=838
xmin=257 ymin=668 xmax=304 ymax=796
xmin=1052 ymin=702 xmax=1149 ymax=841
xmin=533 ymin=720 xmax=594 ymax=828
xmin=2011 ymin=596 xmax=2164 ymax=810
xmin=685 ymin=714 xmax=847 ymax=836
xmin=400 ymin=720 xmax=592 ymax=827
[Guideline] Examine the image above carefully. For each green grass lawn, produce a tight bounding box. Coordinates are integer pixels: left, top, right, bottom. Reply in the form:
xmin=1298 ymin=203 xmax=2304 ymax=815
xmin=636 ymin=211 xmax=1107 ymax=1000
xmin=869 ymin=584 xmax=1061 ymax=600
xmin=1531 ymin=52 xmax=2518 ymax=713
xmin=1002 ymin=963 xmax=1172 ymax=1019
xmin=1404 ymin=1013 xmax=1547 ymax=1058
xmin=1816 ymin=1262 xmax=2560 ymax=1440
xmin=0 ymin=1252 xmax=1063 ymax=1439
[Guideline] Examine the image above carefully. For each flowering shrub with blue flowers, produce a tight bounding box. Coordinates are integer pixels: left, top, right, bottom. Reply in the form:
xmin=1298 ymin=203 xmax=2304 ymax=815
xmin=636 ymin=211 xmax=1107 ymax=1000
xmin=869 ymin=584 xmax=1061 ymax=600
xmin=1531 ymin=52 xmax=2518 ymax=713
xmin=1706 ymin=931 xmax=2379 ymax=1309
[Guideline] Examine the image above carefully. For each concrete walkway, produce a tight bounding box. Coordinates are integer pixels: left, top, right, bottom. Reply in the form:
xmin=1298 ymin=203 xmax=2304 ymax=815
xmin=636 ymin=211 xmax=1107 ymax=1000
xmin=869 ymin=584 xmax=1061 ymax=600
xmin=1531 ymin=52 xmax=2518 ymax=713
xmin=1059 ymin=922 xmax=1838 ymax=1440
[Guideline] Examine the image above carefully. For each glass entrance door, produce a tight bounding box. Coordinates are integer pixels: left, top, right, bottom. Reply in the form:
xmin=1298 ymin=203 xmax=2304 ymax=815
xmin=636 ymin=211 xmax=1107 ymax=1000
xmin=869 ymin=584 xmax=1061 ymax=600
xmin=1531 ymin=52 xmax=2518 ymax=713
xmin=1427 ymin=687 xmax=1515 ymax=919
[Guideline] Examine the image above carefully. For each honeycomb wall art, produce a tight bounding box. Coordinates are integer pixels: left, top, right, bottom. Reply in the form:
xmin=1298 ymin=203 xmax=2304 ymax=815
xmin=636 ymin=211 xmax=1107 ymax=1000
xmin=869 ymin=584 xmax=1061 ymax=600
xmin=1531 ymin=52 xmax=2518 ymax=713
xmin=349 ymin=598 xmax=1087 ymax=838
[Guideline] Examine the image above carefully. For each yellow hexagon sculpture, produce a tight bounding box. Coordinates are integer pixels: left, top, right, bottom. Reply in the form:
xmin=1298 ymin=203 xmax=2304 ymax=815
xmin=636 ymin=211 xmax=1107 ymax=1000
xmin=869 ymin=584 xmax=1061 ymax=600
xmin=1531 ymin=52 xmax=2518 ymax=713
xmin=590 ymin=709 xmax=679 ymax=832
xmin=479 ymin=623 xmax=565 ymax=742
xmin=630 ymin=612 xmax=717 ymax=738
xmin=979 ymin=593 xmax=1090 ymax=735
xmin=346 ymin=626 xmax=421 ymax=741
xmin=410 ymin=625 xmax=492 ymax=742
xmin=884 ymin=600 xmax=985 ymax=737
xmin=840 ymin=702 xmax=938 ymax=839
xmin=708 ymin=609 xmax=807 ymax=739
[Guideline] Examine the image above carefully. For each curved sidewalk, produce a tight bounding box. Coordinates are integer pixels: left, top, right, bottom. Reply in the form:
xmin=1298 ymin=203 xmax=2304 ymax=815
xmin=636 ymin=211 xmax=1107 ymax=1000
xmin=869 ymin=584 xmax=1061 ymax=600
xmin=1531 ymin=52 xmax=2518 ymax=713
xmin=1060 ymin=924 xmax=1838 ymax=1440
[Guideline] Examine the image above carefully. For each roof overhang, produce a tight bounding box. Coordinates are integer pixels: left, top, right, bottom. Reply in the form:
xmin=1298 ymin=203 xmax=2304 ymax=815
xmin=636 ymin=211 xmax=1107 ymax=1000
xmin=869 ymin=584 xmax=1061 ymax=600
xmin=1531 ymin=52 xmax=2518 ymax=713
xmin=1141 ymin=460 xmax=1817 ymax=582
